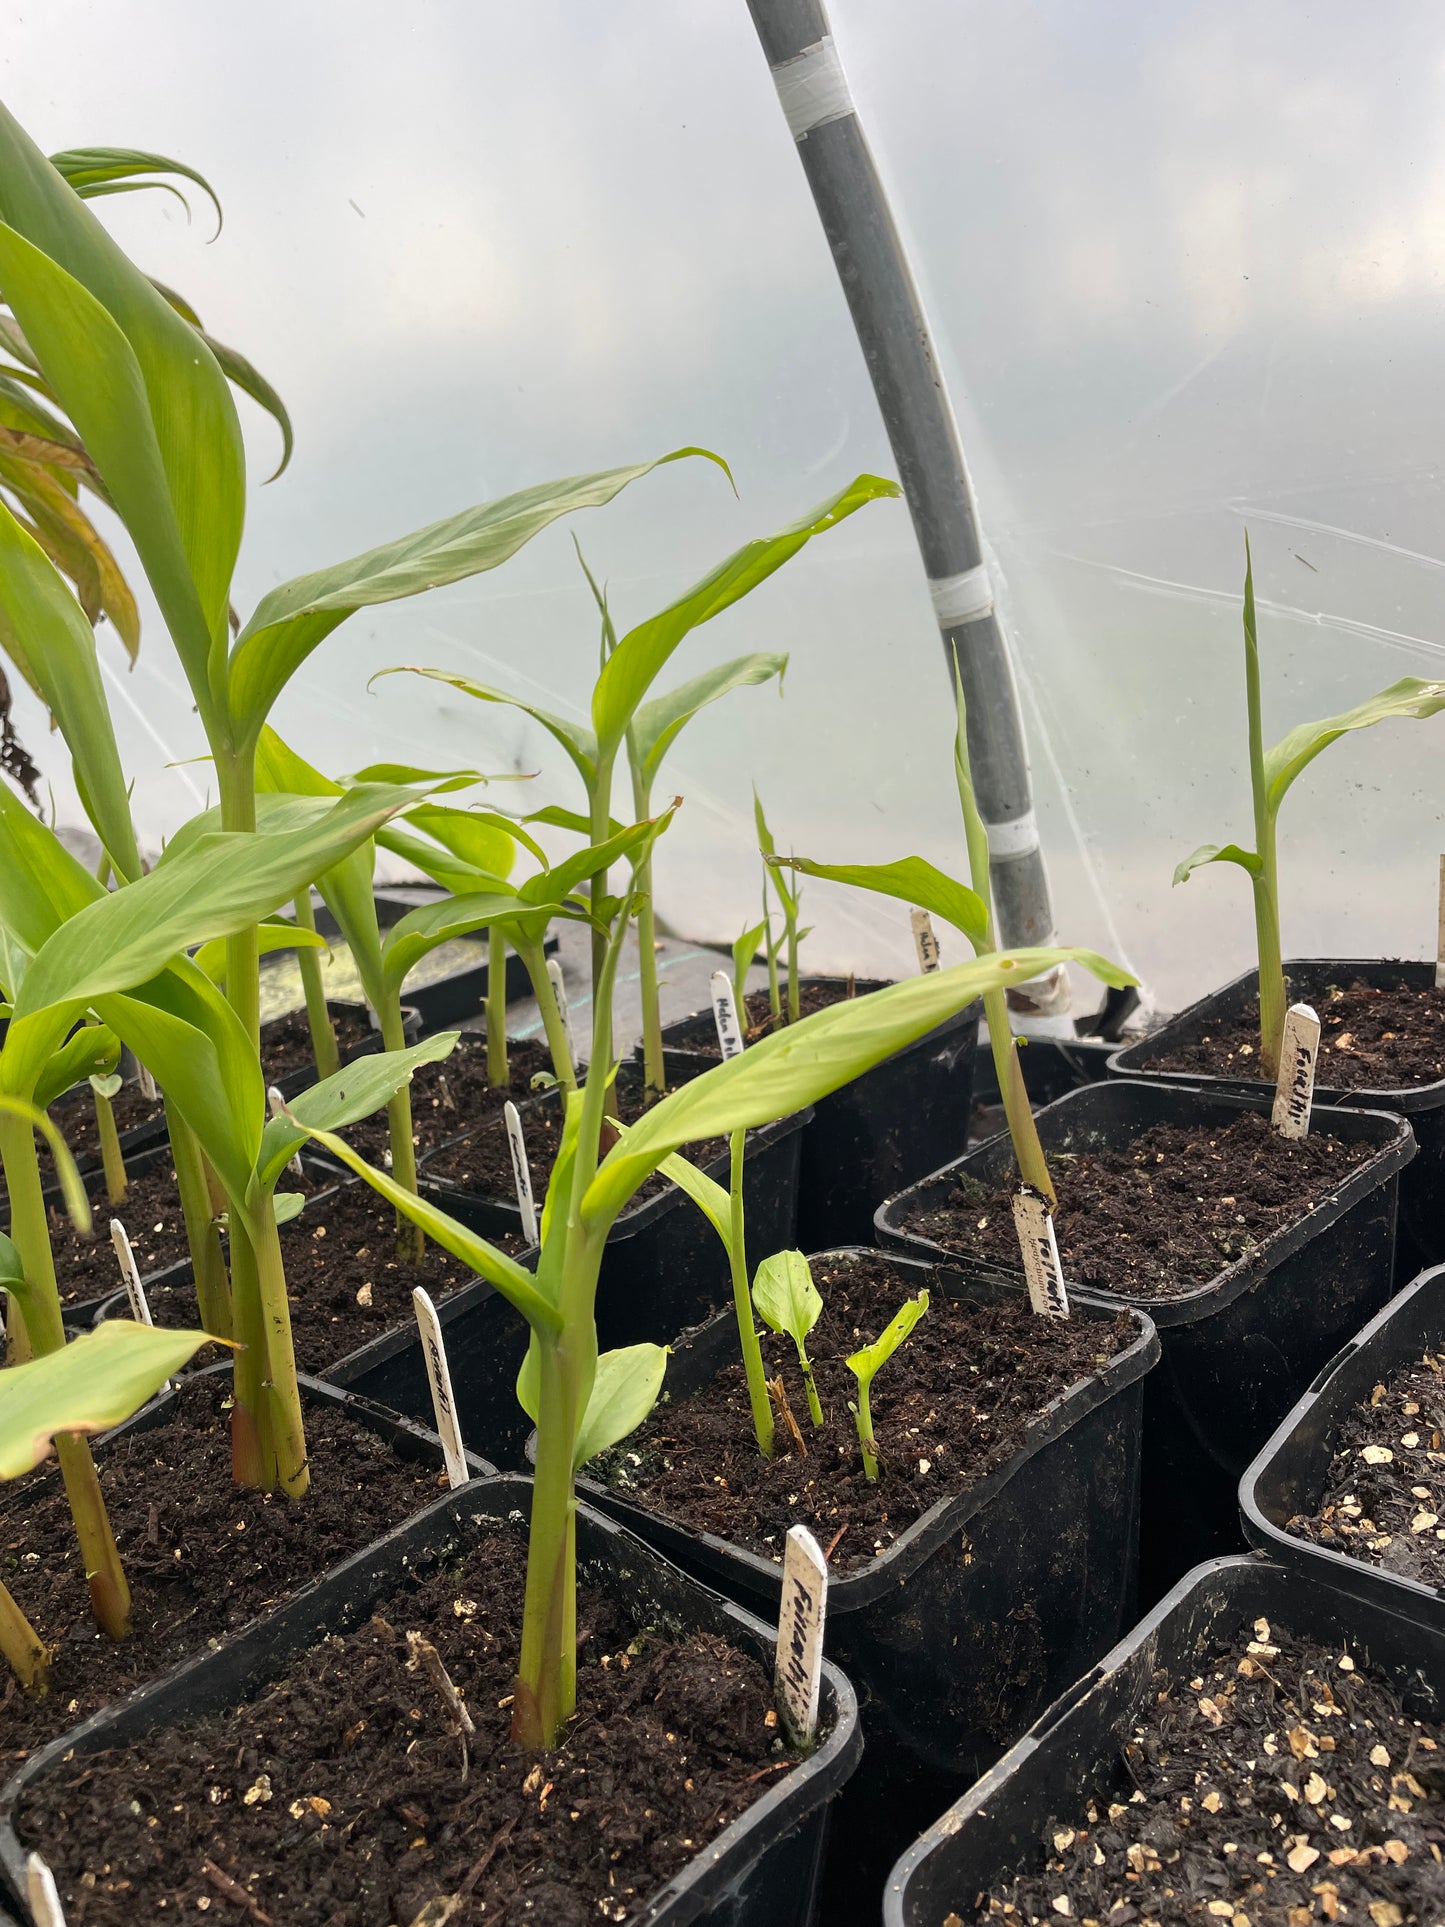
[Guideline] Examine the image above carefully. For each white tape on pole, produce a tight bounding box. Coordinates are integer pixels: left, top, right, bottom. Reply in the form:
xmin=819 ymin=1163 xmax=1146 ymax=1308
xmin=927 ymin=563 xmax=995 ymax=627
xmin=412 ymin=1287 xmax=470 ymax=1488
xmin=985 ymin=809 xmax=1041 ymax=861
xmin=770 ymin=36 xmax=854 ymax=141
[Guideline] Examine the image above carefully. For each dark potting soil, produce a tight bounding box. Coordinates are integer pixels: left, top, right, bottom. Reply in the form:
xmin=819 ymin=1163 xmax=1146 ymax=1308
xmin=423 ymin=1064 xmax=732 ymax=1210
xmin=896 ymin=1112 xmax=1373 ymax=1300
xmin=17 ymin=1514 xmax=803 ymax=1927
xmin=1288 ymin=1349 xmax=1445 ymax=1591
xmin=969 ymin=1617 xmax=1445 ymax=1925
xmin=1150 ymin=976 xmax=1445 ymax=1090
xmin=589 ymin=1251 xmax=1133 ymax=1574
xmin=137 ymin=1182 xmax=527 ymax=1375
xmin=332 ymin=1035 xmax=555 ymax=1166
xmin=48 ymin=1079 xmax=166 ymax=1165
xmin=0 ymin=1376 xmax=450 ymax=1763
xmin=671 ymin=977 xmax=876 ymax=1056
xmin=260 ymin=1005 xmax=377 ymax=1085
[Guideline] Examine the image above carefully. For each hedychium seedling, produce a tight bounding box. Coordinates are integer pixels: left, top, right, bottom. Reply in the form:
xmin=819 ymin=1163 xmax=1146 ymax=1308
xmin=303 ymin=942 xmax=1129 ymax=1749
xmin=731 ymin=913 xmax=770 ymax=1034
xmin=753 ymin=1251 xmax=824 ymax=1428
xmin=755 ymin=793 xmax=810 ymax=1025
xmin=846 ymin=1290 xmax=929 ymax=1481
xmin=1174 ymin=536 xmax=1445 ymax=1076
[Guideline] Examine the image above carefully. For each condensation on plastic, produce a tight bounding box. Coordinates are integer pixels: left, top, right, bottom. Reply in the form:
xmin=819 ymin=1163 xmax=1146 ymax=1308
xmin=7 ymin=1 xmax=1445 ymax=1015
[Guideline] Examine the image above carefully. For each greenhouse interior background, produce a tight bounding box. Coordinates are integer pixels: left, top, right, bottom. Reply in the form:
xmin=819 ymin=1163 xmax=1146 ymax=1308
xmin=7 ymin=0 xmax=1445 ymax=1015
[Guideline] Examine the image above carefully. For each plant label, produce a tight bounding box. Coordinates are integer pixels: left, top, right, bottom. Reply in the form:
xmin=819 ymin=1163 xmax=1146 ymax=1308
xmin=138 ymin=1063 xmax=158 ymax=1102
xmin=502 ymin=1099 xmax=539 ymax=1245
xmin=711 ymin=970 xmax=745 ymax=1060
xmin=412 ymin=1287 xmax=469 ymax=1489
xmin=775 ymin=1523 xmax=827 ymax=1749
xmin=1012 ymin=1187 xmax=1070 ymax=1319
xmin=547 ymin=957 xmax=578 ymax=1065
xmin=910 ymin=907 xmax=941 ymax=973
xmin=109 ymin=1219 xmax=155 ymax=1328
xmin=267 ymin=1085 xmax=305 ymax=1177
xmin=1271 ymin=1002 xmax=1321 ymax=1139
xmin=27 ymin=1853 xmax=67 ymax=1927
xmin=1437 ymin=855 xmax=1445 ymax=989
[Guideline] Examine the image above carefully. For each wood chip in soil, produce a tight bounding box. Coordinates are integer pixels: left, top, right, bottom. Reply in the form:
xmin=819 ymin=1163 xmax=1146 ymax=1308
xmin=970 ymin=1617 xmax=1445 ymax=1924
xmin=0 ymin=1375 xmax=451 ymax=1763
xmin=664 ymin=977 xmax=879 ymax=1056
xmin=330 ymin=1033 xmax=554 ymax=1165
xmin=1288 ymin=1348 xmax=1445 ymax=1590
xmin=895 ymin=1111 xmax=1373 ymax=1299
xmin=588 ymin=1250 xmax=1134 ymax=1572
xmin=1148 ymin=977 xmax=1445 ymax=1089
xmin=17 ymin=1514 xmax=805 ymax=1927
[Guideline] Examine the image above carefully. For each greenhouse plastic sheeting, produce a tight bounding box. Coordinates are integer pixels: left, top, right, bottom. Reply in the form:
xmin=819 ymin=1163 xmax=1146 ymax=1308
xmin=6 ymin=0 xmax=1444 ymax=1014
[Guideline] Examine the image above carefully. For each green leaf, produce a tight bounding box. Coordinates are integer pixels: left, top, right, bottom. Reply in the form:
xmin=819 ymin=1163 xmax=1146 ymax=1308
xmin=0 ymin=1090 xmax=90 ymax=1233
xmin=754 ymin=790 xmax=797 ymax=918
xmin=32 ymin=1020 xmax=118 ymax=1109
xmin=402 ymin=803 xmax=520 ymax=879
xmin=654 ymin=1148 xmax=733 ymax=1250
xmin=256 ymin=1033 xmax=458 ymax=1190
xmin=752 ymin=1250 xmax=822 ymax=1351
xmin=87 ymin=1071 xmax=122 ymax=1100
xmin=0 ymin=1227 xmax=22 ymax=1292
xmin=380 ymin=888 xmax=542 ymax=1005
xmin=0 ymin=777 xmax=105 ymax=962
xmin=48 ymin=147 xmax=223 ymax=235
xmin=521 ymin=804 xmax=624 ymax=841
xmin=631 ymin=652 xmax=788 ymax=792
xmin=1172 ymin=842 xmax=1262 ymax=886
xmin=192 ymin=918 xmax=328 ymax=986
xmin=846 ymin=1290 xmax=929 ymax=1392
xmin=352 ymin=761 xmax=486 ymax=792
xmin=0 ymin=1320 xmax=223 ymax=1479
xmin=228 ymin=451 xmax=725 ymax=744
xmin=272 ymin=1191 xmax=306 ymax=1228
xmin=572 ymin=1343 xmax=669 ymax=1467
xmin=198 ymin=329 xmax=292 ymax=481
xmin=583 ymin=946 xmax=1134 ymax=1224
xmin=592 ymin=476 xmax=898 ymax=762
xmin=372 ymin=822 xmax=497 ymax=897
xmin=732 ymin=919 xmax=767 ymax=1003
xmin=777 ymin=854 xmax=990 ymax=951
xmin=378 ymin=667 xmax=597 ymax=787
xmin=1263 ymin=677 xmax=1445 ymax=818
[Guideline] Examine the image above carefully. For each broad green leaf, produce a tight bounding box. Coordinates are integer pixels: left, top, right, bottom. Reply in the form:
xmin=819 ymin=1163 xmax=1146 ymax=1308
xmin=0 ymin=777 xmax=105 ymax=959
xmin=592 ymin=476 xmax=898 ymax=761
xmin=255 ymin=1032 xmax=458 ymax=1190
xmin=520 ymin=803 xmax=626 ymax=842
xmin=732 ymin=919 xmax=767 ymax=1002
xmin=373 ymin=822 xmax=497 ymax=897
xmin=381 ymin=889 xmax=545 ymax=1004
xmin=353 ymin=760 xmax=486 ymax=792
xmin=34 ymin=1022 xmax=118 ymax=1109
xmin=379 ymin=667 xmax=597 ymax=786
xmin=87 ymin=1070 xmax=121 ymax=1101
xmin=272 ymin=1191 xmax=307 ymax=1227
xmin=254 ymin=725 xmax=340 ymax=800
xmin=0 ymin=1320 xmax=223 ymax=1479
xmin=752 ymin=1250 xmax=822 ymax=1350
xmin=584 ymin=946 xmax=1134 ymax=1224
xmin=0 ymin=1090 xmax=90 ymax=1233
xmin=402 ymin=803 xmax=520 ymax=880
xmin=198 ymin=329 xmax=292 ymax=481
xmin=49 ymin=147 xmax=223 ymax=235
xmin=0 ymin=453 xmax=141 ymax=661
xmin=632 ymin=652 xmax=788 ymax=791
xmin=192 ymin=918 xmax=327 ymax=986
xmin=1172 ymin=842 xmax=1262 ymax=886
xmin=1263 ymin=677 xmax=1445 ymax=818
xmin=846 ymin=1290 xmax=929 ymax=1390
xmin=655 ymin=1148 xmax=733 ymax=1250
xmin=778 ymin=854 xmax=990 ymax=950
xmin=572 ymin=1344 xmax=669 ymax=1467
xmin=228 ymin=451 xmax=725 ymax=744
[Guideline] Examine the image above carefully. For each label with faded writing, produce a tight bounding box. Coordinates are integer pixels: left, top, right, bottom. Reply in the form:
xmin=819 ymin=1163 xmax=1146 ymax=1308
xmin=503 ymin=1099 xmax=539 ymax=1245
xmin=775 ymin=1523 xmax=828 ymax=1748
xmin=267 ymin=1083 xmax=305 ymax=1176
xmin=910 ymin=907 xmax=941 ymax=974
xmin=412 ymin=1286 xmax=470 ymax=1488
xmin=547 ymin=957 xmax=579 ymax=1066
xmin=710 ymin=969 xmax=745 ymax=1060
xmin=1271 ymin=1002 xmax=1321 ymax=1140
xmin=1012 ymin=1187 xmax=1071 ymax=1319
xmin=109 ymin=1219 xmax=154 ymax=1328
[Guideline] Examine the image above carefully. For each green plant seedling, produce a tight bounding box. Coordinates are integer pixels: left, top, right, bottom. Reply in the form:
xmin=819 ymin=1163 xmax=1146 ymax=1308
xmin=752 ymin=1250 xmax=824 ymax=1426
xmin=731 ymin=915 xmax=769 ymax=1035
xmin=86 ymin=1068 xmax=126 ymax=1203
xmin=755 ymin=792 xmax=808 ymax=1024
xmin=846 ymin=1290 xmax=930 ymax=1481
xmin=1174 ymin=538 xmax=1445 ymax=1075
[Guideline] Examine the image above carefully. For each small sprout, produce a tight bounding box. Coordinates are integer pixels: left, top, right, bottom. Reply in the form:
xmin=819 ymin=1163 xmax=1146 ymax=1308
xmin=752 ymin=1251 xmax=824 ymax=1426
xmin=845 ymin=1290 xmax=929 ymax=1481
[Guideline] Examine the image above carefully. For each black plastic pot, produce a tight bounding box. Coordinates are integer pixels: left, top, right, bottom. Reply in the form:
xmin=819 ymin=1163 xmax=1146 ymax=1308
xmin=267 ymin=997 xmax=421 ymax=1100
xmin=971 ymin=1033 xmax=1120 ymax=1113
xmin=885 ymin=1551 xmax=1445 ymax=1926
xmin=659 ymin=980 xmax=980 ymax=1249
xmin=547 ymin=1248 xmax=1158 ymax=1921
xmin=876 ymin=1079 xmax=1416 ymax=1599
xmin=0 ymin=1473 xmax=860 ymax=1927
xmin=1241 ymin=1259 xmax=1445 ymax=1631
xmin=1110 ymin=958 xmax=1445 ymax=1277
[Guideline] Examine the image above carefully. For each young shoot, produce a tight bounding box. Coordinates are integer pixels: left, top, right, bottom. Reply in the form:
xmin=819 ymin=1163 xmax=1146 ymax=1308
xmin=731 ymin=914 xmax=769 ymax=1037
xmin=1175 ymin=537 xmax=1445 ymax=1075
xmin=87 ymin=1070 xmax=127 ymax=1205
xmin=290 ymin=888 xmax=340 ymax=1081
xmin=846 ymin=1289 xmax=930 ymax=1481
xmin=752 ymin=1250 xmax=824 ymax=1427
xmin=756 ymin=792 xmax=807 ymax=1024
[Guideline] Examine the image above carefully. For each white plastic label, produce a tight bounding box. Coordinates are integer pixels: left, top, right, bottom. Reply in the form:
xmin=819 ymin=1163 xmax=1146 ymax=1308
xmin=710 ymin=970 xmax=745 ymax=1060
xmin=1436 ymin=855 xmax=1445 ymax=989
xmin=412 ymin=1287 xmax=469 ymax=1488
xmin=138 ymin=1064 xmax=158 ymax=1103
xmin=910 ymin=908 xmax=941 ymax=974
xmin=109 ymin=1219 xmax=154 ymax=1327
xmin=1012 ymin=1187 xmax=1070 ymax=1319
xmin=502 ymin=1100 xmax=538 ymax=1245
xmin=27 ymin=1853 xmax=67 ymax=1927
xmin=1271 ymin=1002 xmax=1321 ymax=1139
xmin=775 ymin=1523 xmax=828 ymax=1747
xmin=267 ymin=1084 xmax=304 ymax=1177
xmin=546 ymin=957 xmax=578 ymax=1066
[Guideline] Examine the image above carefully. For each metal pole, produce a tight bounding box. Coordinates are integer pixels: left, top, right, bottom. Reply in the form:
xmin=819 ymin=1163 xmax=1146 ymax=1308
xmin=745 ymin=0 xmax=1069 ymax=1016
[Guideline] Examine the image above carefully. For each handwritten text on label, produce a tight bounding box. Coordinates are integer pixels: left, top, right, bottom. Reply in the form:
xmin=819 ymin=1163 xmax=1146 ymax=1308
xmin=1271 ymin=1002 xmax=1321 ymax=1140
xmin=503 ymin=1099 xmax=538 ymax=1245
xmin=412 ymin=1287 xmax=470 ymax=1488
xmin=910 ymin=908 xmax=941 ymax=974
xmin=775 ymin=1523 xmax=828 ymax=1748
xmin=1012 ymin=1187 xmax=1071 ymax=1319
xmin=710 ymin=970 xmax=745 ymax=1060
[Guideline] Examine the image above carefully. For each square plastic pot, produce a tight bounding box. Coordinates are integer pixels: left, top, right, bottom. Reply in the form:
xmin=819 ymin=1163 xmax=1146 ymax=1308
xmin=658 ymin=980 xmax=980 ymax=1249
xmin=1109 ymin=958 xmax=1445 ymax=1277
xmin=0 ymin=1475 xmax=861 ymax=1927
xmin=884 ymin=1552 xmax=1445 ymax=1926
xmin=1241 ymin=1259 xmax=1445 ymax=1633
xmin=875 ymin=1079 xmax=1415 ymax=1599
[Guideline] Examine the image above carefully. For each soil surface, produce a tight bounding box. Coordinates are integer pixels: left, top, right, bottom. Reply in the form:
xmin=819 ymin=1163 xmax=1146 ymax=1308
xmin=422 ymin=1062 xmax=733 ymax=1210
xmin=326 ymin=1035 xmax=555 ymax=1167
xmin=1288 ymin=1349 xmax=1445 ymax=1590
xmin=0 ymin=1376 xmax=450 ymax=1763
xmin=17 ymin=1514 xmax=802 ymax=1927
xmin=47 ymin=1078 xmax=167 ymax=1166
xmin=135 ymin=1181 xmax=527 ymax=1375
xmin=894 ymin=1112 xmax=1374 ymax=1299
xmin=40 ymin=1157 xmax=231 ymax=1304
xmin=261 ymin=1004 xmax=378 ymax=1085
xmin=667 ymin=977 xmax=877 ymax=1056
xmin=972 ymin=1617 xmax=1445 ymax=1924
xmin=1148 ymin=977 xmax=1445 ymax=1090
xmin=589 ymin=1251 xmax=1134 ymax=1572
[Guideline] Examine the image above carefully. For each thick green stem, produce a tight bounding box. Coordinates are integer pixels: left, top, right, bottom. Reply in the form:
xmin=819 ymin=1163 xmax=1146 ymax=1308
xmin=798 ymin=1348 xmax=824 ymax=1428
xmin=380 ymin=995 xmax=423 ymax=1260
xmin=1242 ymin=554 xmax=1286 ymax=1076
xmin=4 ymin=1289 xmax=31 ymax=1364
xmin=983 ymin=986 xmax=1055 ymax=1204
xmin=293 ymin=893 xmax=340 ymax=1080
xmin=765 ymin=903 xmax=781 ymax=1020
xmin=486 ymin=926 xmax=509 ymax=1087
xmin=94 ymin=1088 xmax=127 ymax=1205
xmin=518 ymin=938 xmax=577 ymax=1092
xmin=0 ymin=1579 xmax=48 ymax=1695
xmin=854 ymin=1381 xmax=878 ymax=1480
xmin=229 ymin=1199 xmax=311 ymax=1496
xmin=227 ymin=1214 xmax=276 ymax=1490
xmin=168 ymin=1109 xmax=232 ymax=1340
xmin=217 ymin=753 xmax=261 ymax=1048
xmin=729 ymin=1125 xmax=774 ymax=1457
